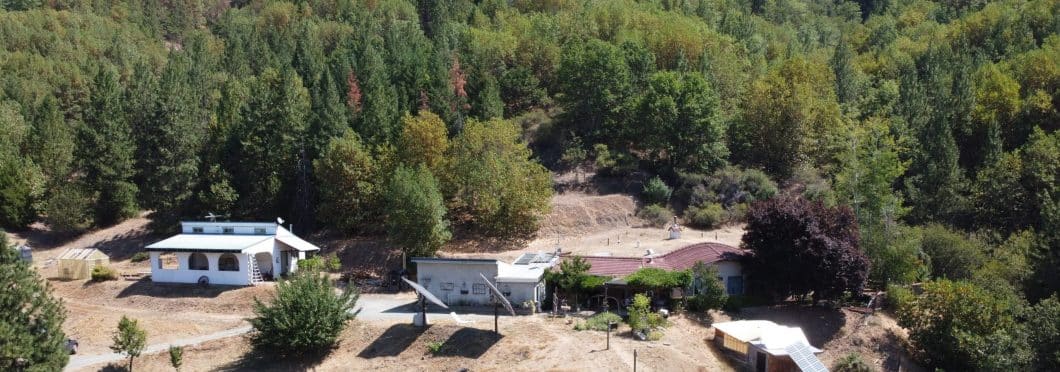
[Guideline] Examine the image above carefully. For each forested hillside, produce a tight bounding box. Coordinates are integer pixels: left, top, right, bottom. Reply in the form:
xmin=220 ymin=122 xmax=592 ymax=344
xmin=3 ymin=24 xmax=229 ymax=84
xmin=0 ymin=0 xmax=1059 ymax=367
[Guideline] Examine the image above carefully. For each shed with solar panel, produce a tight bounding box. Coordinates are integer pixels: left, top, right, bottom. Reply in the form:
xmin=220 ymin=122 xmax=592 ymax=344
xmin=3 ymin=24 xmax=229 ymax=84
xmin=712 ymin=320 xmax=826 ymax=372
xmin=411 ymin=250 xmax=560 ymax=312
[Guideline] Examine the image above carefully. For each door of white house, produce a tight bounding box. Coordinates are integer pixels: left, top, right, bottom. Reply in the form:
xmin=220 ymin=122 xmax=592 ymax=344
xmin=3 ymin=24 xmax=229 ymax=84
xmin=280 ymin=251 xmax=290 ymax=275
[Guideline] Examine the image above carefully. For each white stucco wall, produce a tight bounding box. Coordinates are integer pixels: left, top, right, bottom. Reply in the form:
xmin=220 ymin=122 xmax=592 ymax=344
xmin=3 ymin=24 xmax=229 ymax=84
xmin=496 ymin=281 xmax=544 ymax=307
xmin=150 ymin=251 xmax=251 ymax=286
xmin=181 ymin=221 xmax=276 ymax=235
xmin=713 ymin=261 xmax=745 ymax=295
xmin=415 ymin=261 xmax=500 ymax=306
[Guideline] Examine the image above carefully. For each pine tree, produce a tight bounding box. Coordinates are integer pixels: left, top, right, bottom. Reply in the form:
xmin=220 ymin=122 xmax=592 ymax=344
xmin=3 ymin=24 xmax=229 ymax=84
xmin=110 ymin=315 xmax=146 ymax=371
xmin=0 ymin=101 xmax=44 ymax=229
xmin=903 ymin=46 xmax=965 ymax=224
xmin=356 ymin=43 xmax=399 ymax=145
xmin=139 ymin=53 xmax=208 ymax=230
xmin=28 ymin=96 xmax=75 ymax=192
xmin=78 ymin=67 xmax=139 ymax=226
xmin=308 ymin=68 xmax=350 ymax=159
xmin=831 ymin=41 xmax=860 ymax=109
xmin=0 ymin=232 xmax=69 ymax=370
xmin=471 ymin=72 xmax=504 ymax=120
xmin=231 ymin=68 xmax=309 ymax=219
xmin=249 ymin=272 xmax=358 ymax=355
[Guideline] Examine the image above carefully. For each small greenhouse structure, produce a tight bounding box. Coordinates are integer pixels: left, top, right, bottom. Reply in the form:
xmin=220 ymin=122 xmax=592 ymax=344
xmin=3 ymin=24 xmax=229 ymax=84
xmin=57 ymin=248 xmax=109 ymax=280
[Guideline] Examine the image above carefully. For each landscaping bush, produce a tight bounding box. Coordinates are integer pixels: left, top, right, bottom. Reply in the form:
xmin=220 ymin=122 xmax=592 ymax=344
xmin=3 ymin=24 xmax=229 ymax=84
xmin=642 ymin=176 xmax=672 ymax=205
xmin=299 ymin=254 xmax=341 ymax=273
xmin=573 ymin=321 xmax=588 ymax=331
xmin=91 ymin=265 xmax=118 ymax=282
xmin=168 ymin=345 xmax=183 ymax=371
xmin=130 ymin=252 xmax=149 ymax=263
xmin=425 ymin=341 xmax=443 ymax=355
xmin=626 ymin=268 xmax=691 ymax=289
xmin=647 ymin=330 xmax=664 ymax=341
xmin=833 ymin=352 xmax=873 ymax=372
xmin=687 ymin=263 xmax=727 ymax=312
xmin=627 ymin=293 xmax=667 ymax=335
xmin=249 ymin=273 xmax=359 ymax=355
xmin=637 ymin=204 xmax=673 ymax=227
xmin=585 ymin=312 xmax=622 ymax=331
xmin=685 ymin=203 xmax=725 ymax=229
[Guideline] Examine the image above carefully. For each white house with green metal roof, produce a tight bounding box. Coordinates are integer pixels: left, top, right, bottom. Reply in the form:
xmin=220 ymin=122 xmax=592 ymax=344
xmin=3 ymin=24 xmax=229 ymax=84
xmin=145 ymin=221 xmax=320 ymax=286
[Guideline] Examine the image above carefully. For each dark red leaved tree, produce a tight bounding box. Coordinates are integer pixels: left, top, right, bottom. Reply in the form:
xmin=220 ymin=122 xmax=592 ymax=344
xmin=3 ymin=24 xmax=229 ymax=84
xmin=741 ymin=196 xmax=869 ymax=303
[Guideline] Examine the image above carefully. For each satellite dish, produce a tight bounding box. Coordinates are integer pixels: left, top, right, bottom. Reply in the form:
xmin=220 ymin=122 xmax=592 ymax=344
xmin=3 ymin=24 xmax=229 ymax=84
xmin=204 ymin=212 xmax=230 ymax=222
xmin=276 ymin=217 xmax=285 ymax=225
xmin=401 ymin=277 xmax=448 ymax=327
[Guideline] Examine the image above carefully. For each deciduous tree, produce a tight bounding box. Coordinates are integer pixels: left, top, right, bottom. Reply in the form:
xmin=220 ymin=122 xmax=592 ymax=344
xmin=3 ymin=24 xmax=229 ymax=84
xmin=314 ymin=131 xmax=381 ymax=234
xmin=397 ymin=111 xmax=449 ymax=172
xmin=741 ymin=196 xmax=869 ymax=302
xmin=443 ymin=118 xmax=551 ymax=237
xmin=897 ymin=280 xmax=1030 ymax=371
xmin=385 ymin=165 xmax=450 ymax=257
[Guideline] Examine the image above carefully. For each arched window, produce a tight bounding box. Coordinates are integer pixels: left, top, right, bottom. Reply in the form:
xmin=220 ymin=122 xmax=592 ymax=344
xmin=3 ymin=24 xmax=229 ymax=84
xmin=189 ymin=253 xmax=209 ymax=270
xmin=218 ymin=253 xmax=239 ymax=272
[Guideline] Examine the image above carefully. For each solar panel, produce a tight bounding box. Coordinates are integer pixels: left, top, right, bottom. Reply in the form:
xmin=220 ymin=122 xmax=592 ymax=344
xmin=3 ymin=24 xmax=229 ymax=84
xmin=514 ymin=253 xmax=535 ymax=265
xmin=401 ymin=277 xmax=449 ymax=309
xmin=784 ymin=342 xmax=828 ymax=372
xmin=479 ymin=273 xmax=516 ymax=316
xmin=531 ymin=253 xmax=553 ymax=263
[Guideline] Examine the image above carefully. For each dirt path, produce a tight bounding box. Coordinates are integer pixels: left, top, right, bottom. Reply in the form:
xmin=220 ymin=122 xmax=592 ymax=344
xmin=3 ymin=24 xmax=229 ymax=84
xmin=65 ymin=325 xmax=252 ymax=371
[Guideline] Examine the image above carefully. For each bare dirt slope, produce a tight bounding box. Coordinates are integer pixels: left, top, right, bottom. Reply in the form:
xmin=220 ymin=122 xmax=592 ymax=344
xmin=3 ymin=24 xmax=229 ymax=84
xmin=84 ymin=316 xmax=735 ymax=372
xmin=442 ymin=192 xmax=746 ymax=263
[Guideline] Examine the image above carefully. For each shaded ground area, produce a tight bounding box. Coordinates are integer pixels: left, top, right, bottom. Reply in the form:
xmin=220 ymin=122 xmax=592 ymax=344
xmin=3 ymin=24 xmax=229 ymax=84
xmin=9 ymin=213 xmax=162 ymax=265
xmin=51 ymin=278 xmax=271 ymax=314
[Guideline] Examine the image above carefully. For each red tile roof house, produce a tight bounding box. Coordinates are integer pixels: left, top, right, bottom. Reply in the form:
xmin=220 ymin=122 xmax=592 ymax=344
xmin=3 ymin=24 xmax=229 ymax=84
xmin=564 ymin=242 xmax=749 ymax=309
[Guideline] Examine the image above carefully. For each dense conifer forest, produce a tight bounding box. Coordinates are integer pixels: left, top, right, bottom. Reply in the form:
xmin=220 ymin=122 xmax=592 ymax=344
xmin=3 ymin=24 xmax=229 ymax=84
xmin=1 ymin=0 xmax=1059 ymax=368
